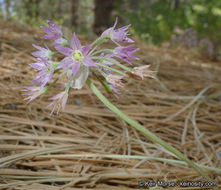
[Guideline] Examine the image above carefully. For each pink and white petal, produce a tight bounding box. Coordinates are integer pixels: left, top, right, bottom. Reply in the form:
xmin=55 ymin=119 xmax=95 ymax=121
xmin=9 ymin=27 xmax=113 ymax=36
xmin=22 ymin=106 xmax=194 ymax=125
xmin=52 ymin=38 xmax=67 ymax=46
xmin=125 ymin=37 xmax=134 ymax=43
xmin=83 ymin=56 xmax=95 ymax=67
xmin=29 ymin=62 xmax=45 ymax=70
xmin=50 ymin=104 xmax=57 ymax=116
xmin=48 ymin=92 xmax=62 ymax=101
xmin=46 ymin=101 xmax=54 ymax=109
xmin=32 ymin=51 xmax=43 ymax=58
xmin=47 ymin=20 xmax=54 ymax=27
xmin=71 ymin=33 xmax=82 ymax=50
xmin=82 ymin=45 xmax=90 ymax=55
xmin=102 ymin=18 xmax=118 ymax=36
xmin=72 ymin=66 xmax=89 ymax=89
xmin=72 ymin=62 xmax=80 ymax=76
xmin=42 ymin=72 xmax=53 ymax=87
xmin=55 ymin=45 xmax=72 ymax=56
xmin=115 ymin=24 xmax=130 ymax=32
xmin=113 ymin=17 xmax=118 ymax=29
xmin=40 ymin=26 xmax=51 ymax=34
xmin=101 ymin=27 xmax=113 ymax=36
xmin=47 ymin=20 xmax=61 ymax=32
xmin=32 ymin=44 xmax=46 ymax=51
xmin=62 ymin=94 xmax=68 ymax=111
xmin=41 ymin=35 xmax=51 ymax=39
xmin=57 ymin=57 xmax=73 ymax=70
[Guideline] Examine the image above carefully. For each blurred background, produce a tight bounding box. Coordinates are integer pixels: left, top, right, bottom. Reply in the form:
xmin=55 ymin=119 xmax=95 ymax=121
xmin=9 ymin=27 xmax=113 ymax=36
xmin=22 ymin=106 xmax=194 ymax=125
xmin=1 ymin=0 xmax=221 ymax=61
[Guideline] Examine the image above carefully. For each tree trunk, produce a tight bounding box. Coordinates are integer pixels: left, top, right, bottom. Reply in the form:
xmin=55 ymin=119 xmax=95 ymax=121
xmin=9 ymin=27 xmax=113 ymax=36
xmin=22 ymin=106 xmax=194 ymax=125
xmin=24 ymin=0 xmax=34 ymax=23
xmin=173 ymin=0 xmax=180 ymax=9
xmin=93 ymin=0 xmax=114 ymax=35
xmin=71 ymin=0 xmax=79 ymax=30
xmin=57 ymin=0 xmax=63 ymax=19
xmin=4 ymin=0 xmax=11 ymax=19
xmin=34 ymin=0 xmax=40 ymax=21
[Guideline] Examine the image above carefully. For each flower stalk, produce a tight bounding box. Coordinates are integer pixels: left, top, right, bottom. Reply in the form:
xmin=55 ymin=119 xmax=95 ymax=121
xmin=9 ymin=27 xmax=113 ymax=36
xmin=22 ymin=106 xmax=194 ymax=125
xmin=93 ymin=56 xmax=132 ymax=72
xmin=94 ymin=61 xmax=125 ymax=75
xmin=90 ymin=35 xmax=108 ymax=47
xmin=86 ymin=78 xmax=214 ymax=183
xmin=90 ymin=49 xmax=113 ymax=56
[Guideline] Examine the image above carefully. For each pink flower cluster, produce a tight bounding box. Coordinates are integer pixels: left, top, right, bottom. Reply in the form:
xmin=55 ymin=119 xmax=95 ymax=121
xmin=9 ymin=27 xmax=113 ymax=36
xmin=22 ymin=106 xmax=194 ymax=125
xmin=23 ymin=18 xmax=154 ymax=115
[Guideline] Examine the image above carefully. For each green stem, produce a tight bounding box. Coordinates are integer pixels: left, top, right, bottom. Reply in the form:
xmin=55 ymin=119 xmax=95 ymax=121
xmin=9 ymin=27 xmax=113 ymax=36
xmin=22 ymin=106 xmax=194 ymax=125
xmin=93 ymin=56 xmax=132 ymax=72
xmin=91 ymin=49 xmax=113 ymax=56
xmin=49 ymin=70 xmax=66 ymax=87
xmin=89 ymin=35 xmax=110 ymax=55
xmin=88 ymin=43 xmax=101 ymax=56
xmin=94 ymin=62 xmax=125 ymax=75
xmin=93 ymin=71 xmax=112 ymax=93
xmin=90 ymin=35 xmax=108 ymax=47
xmin=86 ymin=79 xmax=215 ymax=184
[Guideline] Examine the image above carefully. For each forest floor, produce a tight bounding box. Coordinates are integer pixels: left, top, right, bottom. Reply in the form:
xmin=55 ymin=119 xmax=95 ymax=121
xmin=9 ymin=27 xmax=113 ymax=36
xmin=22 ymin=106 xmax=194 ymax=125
xmin=0 ymin=20 xmax=221 ymax=190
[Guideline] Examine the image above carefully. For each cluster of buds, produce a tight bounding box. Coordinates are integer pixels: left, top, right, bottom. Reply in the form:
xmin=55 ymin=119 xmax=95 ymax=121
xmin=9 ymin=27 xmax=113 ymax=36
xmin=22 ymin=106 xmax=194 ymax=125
xmin=23 ymin=18 xmax=155 ymax=115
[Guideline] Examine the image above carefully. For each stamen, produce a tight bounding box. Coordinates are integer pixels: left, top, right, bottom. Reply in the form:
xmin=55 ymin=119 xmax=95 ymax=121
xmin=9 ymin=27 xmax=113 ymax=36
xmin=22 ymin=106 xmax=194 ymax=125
xmin=73 ymin=50 xmax=83 ymax=61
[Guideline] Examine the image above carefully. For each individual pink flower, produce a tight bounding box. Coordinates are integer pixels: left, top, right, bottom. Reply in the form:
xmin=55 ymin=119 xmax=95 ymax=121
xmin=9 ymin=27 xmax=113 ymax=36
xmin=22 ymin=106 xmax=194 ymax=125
xmin=47 ymin=91 xmax=68 ymax=115
xmin=55 ymin=33 xmax=95 ymax=76
xmin=32 ymin=44 xmax=54 ymax=60
xmin=41 ymin=20 xmax=62 ymax=40
xmin=106 ymin=74 xmax=125 ymax=88
xmin=52 ymin=38 xmax=68 ymax=47
xmin=102 ymin=17 xmax=134 ymax=44
xmin=29 ymin=58 xmax=53 ymax=88
xmin=22 ymin=86 xmax=48 ymax=104
xmin=114 ymin=45 xmax=139 ymax=64
xmin=132 ymin=65 xmax=156 ymax=80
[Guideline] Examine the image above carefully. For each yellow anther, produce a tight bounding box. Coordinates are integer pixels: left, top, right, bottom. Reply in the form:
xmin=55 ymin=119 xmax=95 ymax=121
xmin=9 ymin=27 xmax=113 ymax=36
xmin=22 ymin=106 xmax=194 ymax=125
xmin=73 ymin=50 xmax=83 ymax=61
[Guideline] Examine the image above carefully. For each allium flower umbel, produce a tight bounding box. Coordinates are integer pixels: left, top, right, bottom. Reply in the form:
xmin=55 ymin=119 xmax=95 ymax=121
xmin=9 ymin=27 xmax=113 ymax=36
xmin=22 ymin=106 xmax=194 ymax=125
xmin=23 ymin=18 xmax=155 ymax=115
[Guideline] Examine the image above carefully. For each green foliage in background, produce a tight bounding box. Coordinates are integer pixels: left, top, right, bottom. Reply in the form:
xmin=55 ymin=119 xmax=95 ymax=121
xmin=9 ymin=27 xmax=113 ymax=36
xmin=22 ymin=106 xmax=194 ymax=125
xmin=118 ymin=0 xmax=221 ymax=47
xmin=189 ymin=0 xmax=221 ymax=47
xmin=1 ymin=0 xmax=221 ymax=56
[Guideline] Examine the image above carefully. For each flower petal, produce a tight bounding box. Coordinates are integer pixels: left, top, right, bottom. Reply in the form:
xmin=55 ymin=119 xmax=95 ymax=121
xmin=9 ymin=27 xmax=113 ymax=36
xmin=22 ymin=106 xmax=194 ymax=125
xmin=40 ymin=26 xmax=51 ymax=33
xmin=29 ymin=62 xmax=45 ymax=70
xmin=47 ymin=20 xmax=62 ymax=34
xmin=62 ymin=93 xmax=68 ymax=111
xmin=101 ymin=27 xmax=113 ymax=36
xmin=113 ymin=17 xmax=118 ymax=29
xmin=71 ymin=33 xmax=82 ymax=50
xmin=72 ymin=62 xmax=80 ymax=76
xmin=57 ymin=57 xmax=73 ymax=70
xmin=55 ymin=45 xmax=72 ymax=56
xmin=115 ymin=24 xmax=130 ymax=32
xmin=83 ymin=56 xmax=95 ymax=67
xmin=72 ymin=66 xmax=89 ymax=89
xmin=82 ymin=45 xmax=90 ymax=55
xmin=32 ymin=44 xmax=46 ymax=51
xmin=52 ymin=38 xmax=68 ymax=46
